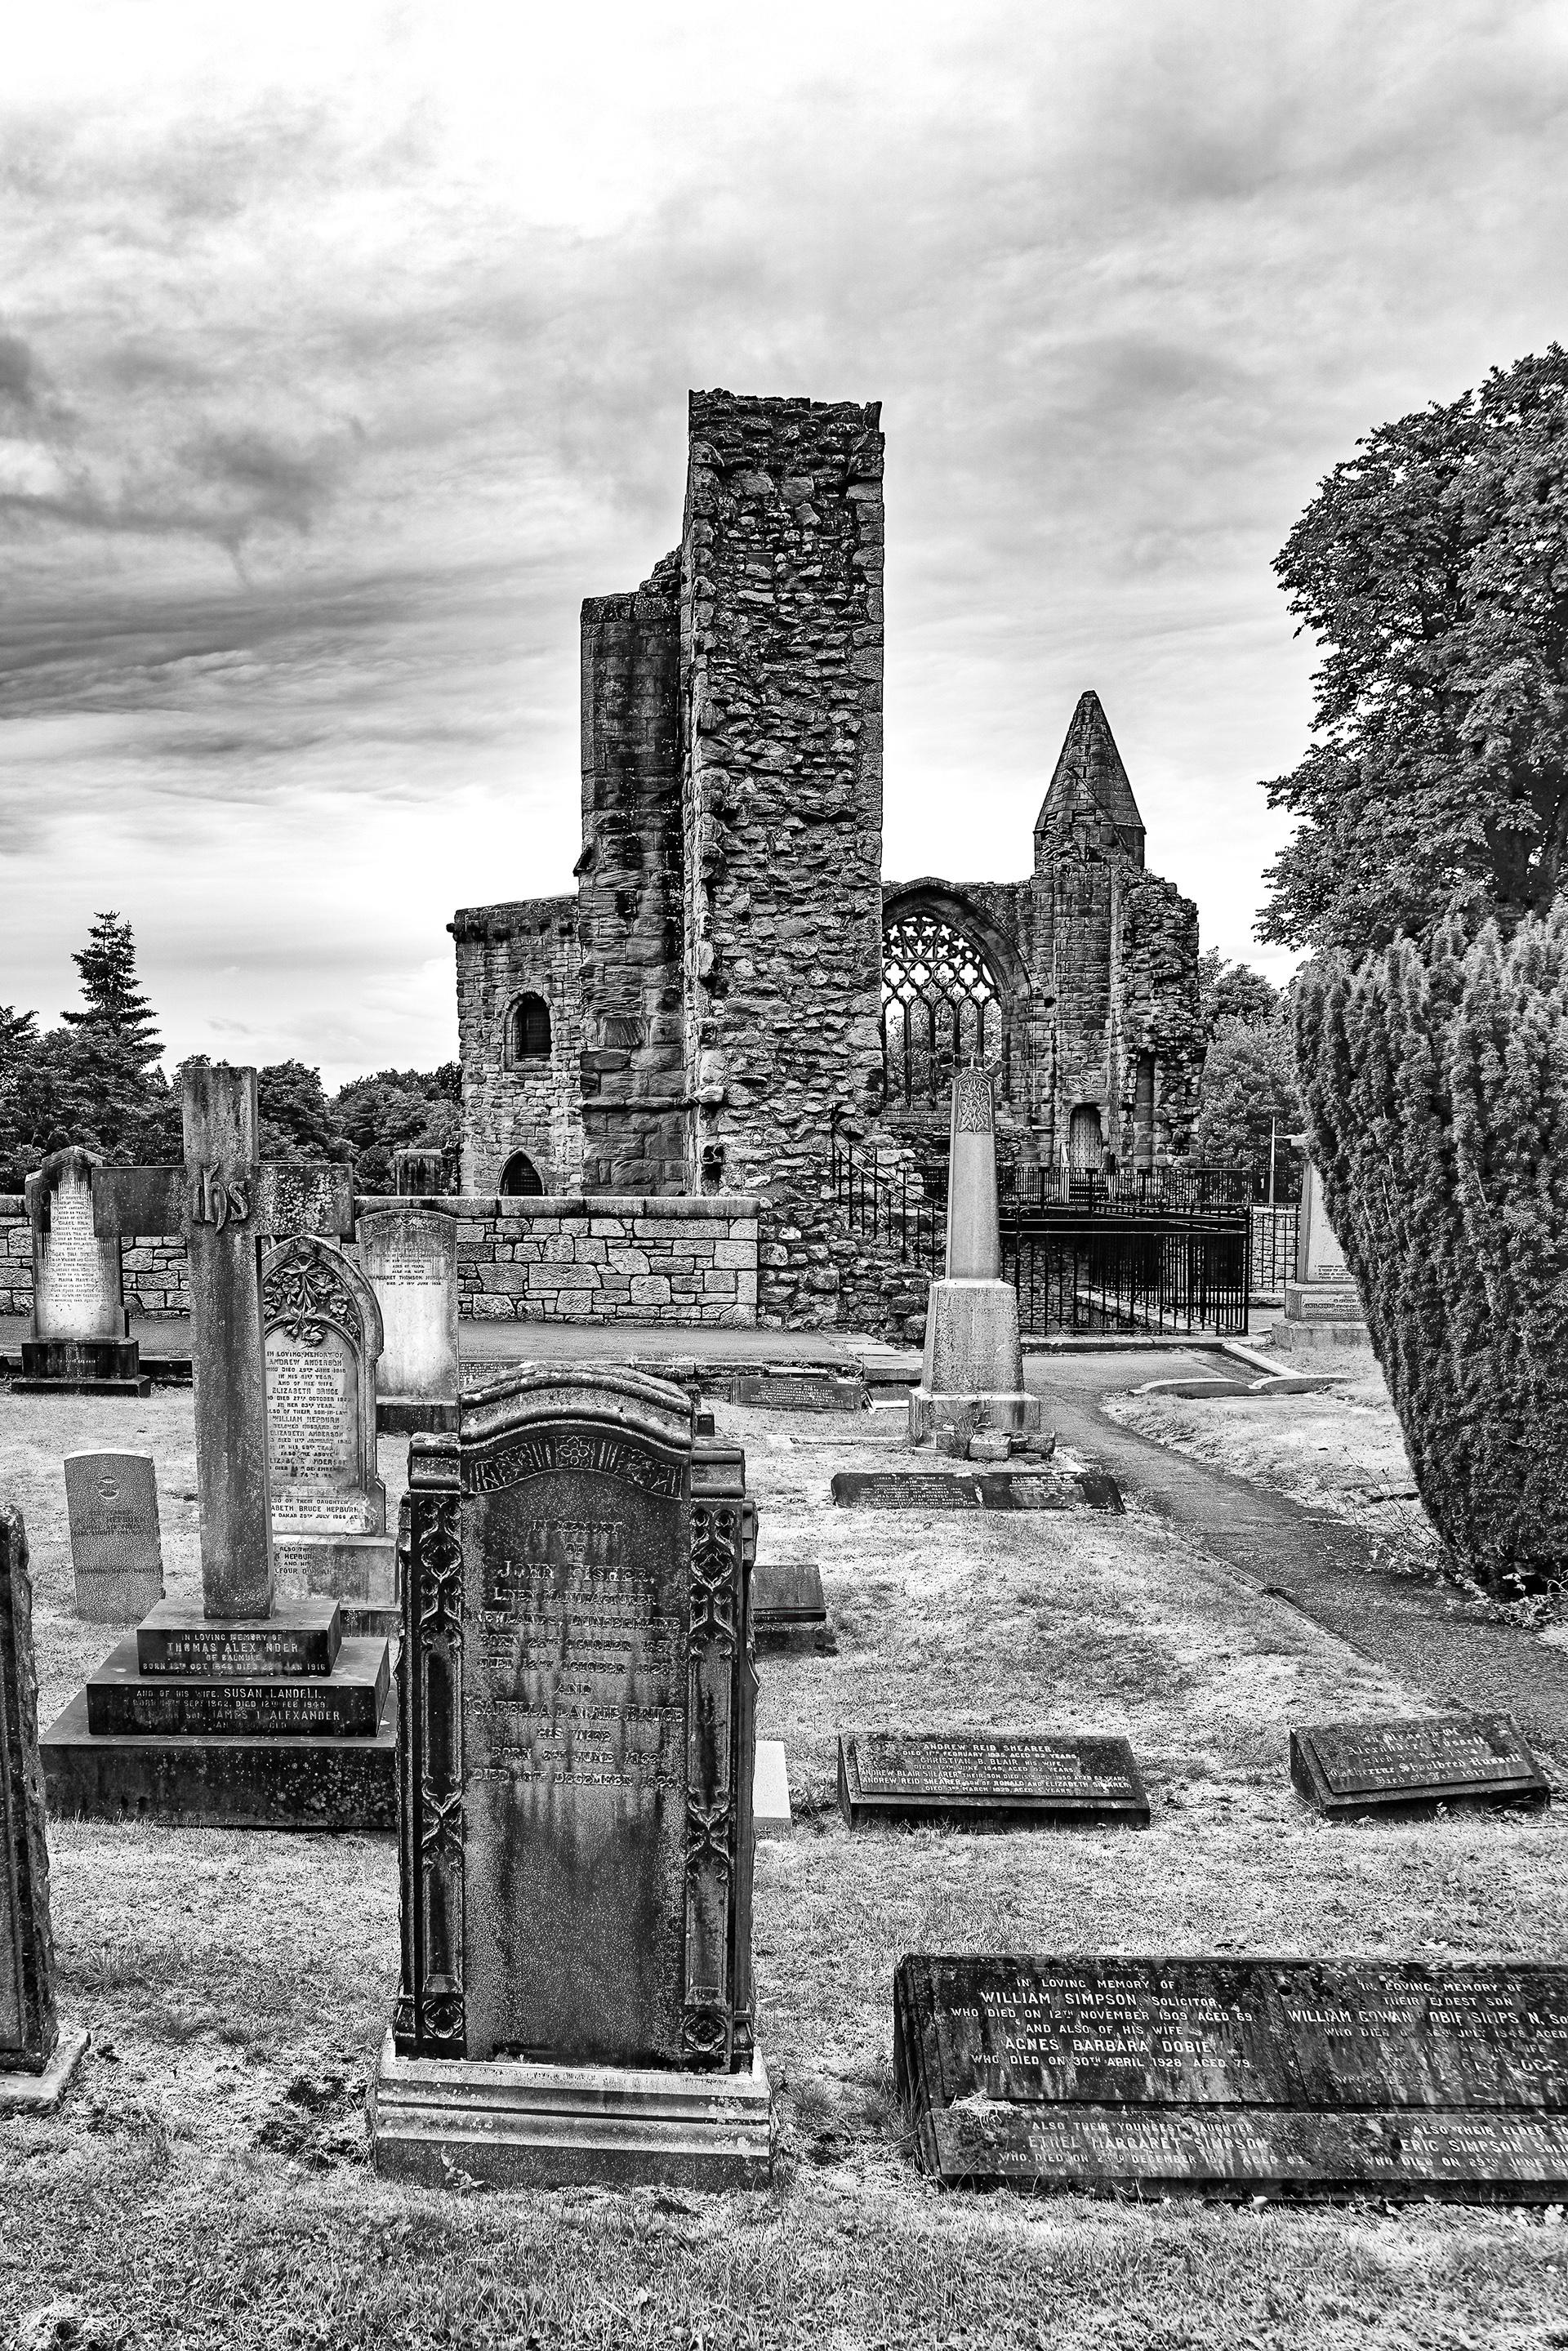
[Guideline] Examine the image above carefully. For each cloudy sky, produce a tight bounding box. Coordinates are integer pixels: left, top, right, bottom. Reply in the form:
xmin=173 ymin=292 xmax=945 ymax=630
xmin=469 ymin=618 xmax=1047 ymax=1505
xmin=2 ymin=2 xmax=1565 ymax=1084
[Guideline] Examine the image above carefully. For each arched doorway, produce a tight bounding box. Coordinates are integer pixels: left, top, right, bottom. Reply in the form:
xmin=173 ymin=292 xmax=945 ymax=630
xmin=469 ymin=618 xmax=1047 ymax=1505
xmin=500 ymin=1151 xmax=544 ymax=1197
xmin=1068 ymin=1103 xmax=1104 ymax=1173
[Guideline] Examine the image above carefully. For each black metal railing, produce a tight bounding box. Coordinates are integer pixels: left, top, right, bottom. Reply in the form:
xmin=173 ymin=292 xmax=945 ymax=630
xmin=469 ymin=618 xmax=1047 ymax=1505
xmin=998 ymin=1163 xmax=1252 ymax=1214
xmin=1004 ymin=1210 xmax=1251 ymax=1338
xmin=828 ymin=1126 xmax=943 ymax=1272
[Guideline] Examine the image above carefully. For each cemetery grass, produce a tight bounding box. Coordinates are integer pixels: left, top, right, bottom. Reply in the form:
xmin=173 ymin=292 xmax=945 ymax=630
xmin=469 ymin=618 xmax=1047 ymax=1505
xmin=2 ymin=1396 xmax=1567 ymax=2349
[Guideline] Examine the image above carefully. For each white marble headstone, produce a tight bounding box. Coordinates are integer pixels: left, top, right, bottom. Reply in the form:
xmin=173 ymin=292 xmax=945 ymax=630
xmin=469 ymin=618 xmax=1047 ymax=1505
xmin=359 ymin=1208 xmax=459 ymax=1405
xmin=25 ymin=1150 xmax=126 ymax=1345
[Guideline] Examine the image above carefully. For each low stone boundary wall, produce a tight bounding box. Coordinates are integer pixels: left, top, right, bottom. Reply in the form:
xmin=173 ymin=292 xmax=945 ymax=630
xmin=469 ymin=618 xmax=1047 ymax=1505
xmin=0 ymin=1192 xmax=760 ymax=1328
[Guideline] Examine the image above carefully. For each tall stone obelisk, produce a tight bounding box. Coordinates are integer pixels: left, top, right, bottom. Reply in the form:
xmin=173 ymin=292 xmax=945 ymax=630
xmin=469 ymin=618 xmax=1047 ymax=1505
xmin=908 ymin=1066 xmax=1044 ymax=1442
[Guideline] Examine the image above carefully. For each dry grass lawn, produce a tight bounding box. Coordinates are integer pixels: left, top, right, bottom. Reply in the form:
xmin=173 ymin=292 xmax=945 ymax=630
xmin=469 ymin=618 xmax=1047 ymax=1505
xmin=2 ymin=1387 xmax=1567 ymax=2349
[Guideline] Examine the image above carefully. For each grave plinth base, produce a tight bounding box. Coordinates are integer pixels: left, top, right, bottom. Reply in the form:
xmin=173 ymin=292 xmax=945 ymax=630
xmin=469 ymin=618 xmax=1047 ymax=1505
xmin=274 ymin=1533 xmax=398 ymax=1632
xmin=909 ymin=1386 xmax=1045 ymax=1442
xmin=137 ymin=1596 xmax=341 ymax=1677
xmin=368 ymin=2033 xmax=773 ymax=2189
xmin=13 ymin=1336 xmax=150 ymax=1398
xmin=0 ymin=2030 xmax=88 ymax=2116
xmin=83 ymin=1632 xmax=389 ymax=1737
xmin=376 ymin=1395 xmax=459 ymax=1436
xmin=40 ymin=1681 xmax=395 ymax=1828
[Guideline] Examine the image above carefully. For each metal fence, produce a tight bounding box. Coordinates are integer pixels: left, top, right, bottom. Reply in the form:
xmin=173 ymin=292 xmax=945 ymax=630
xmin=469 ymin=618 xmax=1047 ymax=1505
xmin=828 ymin=1128 xmax=942 ymax=1271
xmin=999 ymin=1163 xmax=1252 ymax=1215
xmin=1004 ymin=1212 xmax=1252 ymax=1338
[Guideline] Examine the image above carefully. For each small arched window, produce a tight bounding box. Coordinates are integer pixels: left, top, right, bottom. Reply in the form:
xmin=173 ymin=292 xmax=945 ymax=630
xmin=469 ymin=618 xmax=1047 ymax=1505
xmin=506 ymin=992 xmax=551 ymax=1062
xmin=500 ymin=1151 xmax=544 ymax=1197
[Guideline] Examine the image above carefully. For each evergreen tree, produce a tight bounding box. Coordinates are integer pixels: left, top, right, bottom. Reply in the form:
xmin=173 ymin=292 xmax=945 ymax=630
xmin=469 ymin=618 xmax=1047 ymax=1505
xmin=257 ymin=1062 xmax=350 ymax=1165
xmin=61 ymin=912 xmax=161 ymax=1067
xmin=1298 ymin=908 xmax=1568 ymax=1592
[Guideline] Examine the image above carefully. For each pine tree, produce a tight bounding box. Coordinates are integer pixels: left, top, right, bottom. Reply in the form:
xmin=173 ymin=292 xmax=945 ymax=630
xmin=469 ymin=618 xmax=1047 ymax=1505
xmin=61 ymin=913 xmax=161 ymax=1069
xmin=1298 ymin=906 xmax=1568 ymax=1591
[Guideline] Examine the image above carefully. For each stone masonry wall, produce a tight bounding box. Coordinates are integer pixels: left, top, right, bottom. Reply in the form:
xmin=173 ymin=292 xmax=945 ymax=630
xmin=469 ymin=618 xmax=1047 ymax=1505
xmin=449 ymin=897 xmax=583 ymax=1195
xmin=577 ymin=551 xmax=688 ymax=1194
xmin=681 ymin=390 xmax=886 ymax=1327
xmin=0 ymin=1196 xmax=757 ymax=1329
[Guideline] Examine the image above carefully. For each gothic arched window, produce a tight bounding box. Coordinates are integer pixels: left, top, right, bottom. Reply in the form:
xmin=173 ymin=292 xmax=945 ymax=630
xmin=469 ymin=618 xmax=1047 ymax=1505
xmin=506 ymin=992 xmax=551 ymax=1063
xmin=500 ymin=1151 xmax=544 ymax=1197
xmin=880 ymin=911 xmax=1004 ymax=1110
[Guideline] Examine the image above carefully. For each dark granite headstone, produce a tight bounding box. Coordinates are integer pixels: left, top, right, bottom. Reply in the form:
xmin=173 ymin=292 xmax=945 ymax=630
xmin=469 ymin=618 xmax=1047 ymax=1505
xmin=838 ymin=1730 xmax=1149 ymax=1828
xmin=894 ymin=1953 xmax=1568 ymax=2202
xmin=752 ymin=1561 xmax=835 ymax=1653
xmin=1291 ymin=1716 xmax=1549 ymax=1820
xmin=0 ymin=1504 xmax=86 ymax=2111
xmin=371 ymin=1364 xmax=771 ymax=2187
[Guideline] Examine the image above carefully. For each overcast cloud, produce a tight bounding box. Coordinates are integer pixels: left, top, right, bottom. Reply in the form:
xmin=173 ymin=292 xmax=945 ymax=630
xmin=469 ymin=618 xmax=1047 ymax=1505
xmin=2 ymin=0 xmax=1566 ymax=1082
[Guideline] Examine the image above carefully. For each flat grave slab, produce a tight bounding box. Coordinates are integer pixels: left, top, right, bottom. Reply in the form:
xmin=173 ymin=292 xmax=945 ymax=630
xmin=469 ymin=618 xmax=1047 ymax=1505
xmin=1291 ymin=1715 xmax=1549 ymax=1819
xmin=830 ymin=1468 xmax=1121 ymax=1512
xmin=752 ymin=1561 xmax=835 ymax=1653
xmin=893 ymin=1953 xmax=1568 ymax=2202
xmin=839 ymin=1730 xmax=1149 ymax=1829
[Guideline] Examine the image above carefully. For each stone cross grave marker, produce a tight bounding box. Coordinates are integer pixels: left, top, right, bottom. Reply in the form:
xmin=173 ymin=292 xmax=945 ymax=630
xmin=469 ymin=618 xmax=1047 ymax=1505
xmin=0 ymin=1503 xmax=86 ymax=2111
xmin=264 ymin=1233 xmax=395 ymax=1623
xmin=909 ymin=1066 xmax=1044 ymax=1444
xmin=91 ymin=1062 xmax=355 ymax=1621
xmin=63 ymin=1452 xmax=164 ymax=1623
xmin=15 ymin=1147 xmax=145 ymax=1395
xmin=370 ymin=1363 xmax=772 ymax=2188
xmin=359 ymin=1205 xmax=459 ymax=1433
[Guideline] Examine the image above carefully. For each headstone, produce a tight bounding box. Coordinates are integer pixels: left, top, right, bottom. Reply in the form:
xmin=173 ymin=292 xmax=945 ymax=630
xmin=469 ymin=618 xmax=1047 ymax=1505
xmin=1272 ymin=1149 xmax=1372 ymax=1360
xmin=838 ymin=1730 xmax=1149 ymax=1828
xmin=370 ymin=1364 xmax=771 ymax=2188
xmin=909 ymin=1070 xmax=1045 ymax=1443
xmin=63 ymin=1452 xmax=164 ymax=1623
xmin=1291 ymin=1716 xmax=1549 ymax=1820
xmin=894 ymin=1953 xmax=1568 ymax=2201
xmin=359 ymin=1207 xmax=460 ymax=1434
xmin=264 ymin=1234 xmax=396 ymax=1632
xmin=0 ymin=1503 xmax=86 ymax=2112
xmin=39 ymin=1064 xmax=394 ymax=1829
xmin=754 ymin=1740 xmax=792 ymax=1837
xmin=752 ymin=1560 xmax=835 ymax=1652
xmin=394 ymin=1147 xmax=447 ymax=1198
xmin=13 ymin=1147 xmax=147 ymax=1396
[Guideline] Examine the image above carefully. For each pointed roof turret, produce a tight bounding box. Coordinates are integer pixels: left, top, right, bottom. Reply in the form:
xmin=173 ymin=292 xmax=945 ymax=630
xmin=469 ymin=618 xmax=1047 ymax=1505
xmin=1033 ymin=692 xmax=1146 ymax=870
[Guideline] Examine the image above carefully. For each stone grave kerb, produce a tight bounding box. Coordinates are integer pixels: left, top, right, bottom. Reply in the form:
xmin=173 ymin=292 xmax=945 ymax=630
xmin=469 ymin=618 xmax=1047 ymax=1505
xmin=394 ymin=1361 xmax=755 ymax=2076
xmin=91 ymin=1062 xmax=357 ymax=1621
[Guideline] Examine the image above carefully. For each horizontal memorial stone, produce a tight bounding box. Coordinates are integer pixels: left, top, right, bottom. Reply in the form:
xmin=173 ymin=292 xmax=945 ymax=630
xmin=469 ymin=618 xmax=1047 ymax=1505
xmin=830 ymin=1469 xmax=1120 ymax=1512
xmin=64 ymin=1451 xmax=165 ymax=1623
xmin=752 ymin=1561 xmax=834 ymax=1653
xmin=135 ymin=1596 xmax=341 ymax=1678
xmin=1291 ymin=1716 xmax=1549 ymax=1820
xmin=85 ymin=1635 xmax=389 ymax=1739
xmin=893 ymin=1954 xmax=1568 ymax=2202
xmin=839 ymin=1730 xmax=1149 ymax=1829
xmin=725 ymin=1367 xmax=866 ymax=1412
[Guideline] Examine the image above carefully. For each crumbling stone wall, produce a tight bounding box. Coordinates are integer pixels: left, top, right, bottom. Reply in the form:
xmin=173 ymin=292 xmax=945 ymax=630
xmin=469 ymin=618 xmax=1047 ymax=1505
xmin=577 ymin=552 xmax=688 ymax=1194
xmin=680 ymin=390 xmax=887 ymax=1325
xmin=447 ymin=1194 xmax=757 ymax=1324
xmin=449 ymin=897 xmax=582 ymax=1195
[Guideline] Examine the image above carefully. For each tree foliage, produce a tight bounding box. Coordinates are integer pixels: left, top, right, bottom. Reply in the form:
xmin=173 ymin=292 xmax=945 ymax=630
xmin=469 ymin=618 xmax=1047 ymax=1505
xmin=60 ymin=911 xmax=162 ymax=1066
xmin=1297 ymin=909 xmax=1568 ymax=1592
xmin=1197 ymin=950 xmax=1280 ymax=1035
xmin=1262 ymin=346 xmax=1568 ymax=956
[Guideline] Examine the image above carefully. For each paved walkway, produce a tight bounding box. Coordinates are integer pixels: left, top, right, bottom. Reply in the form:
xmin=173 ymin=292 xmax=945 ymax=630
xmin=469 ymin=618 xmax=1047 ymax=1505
xmin=1027 ymin=1347 xmax=1568 ymax=1757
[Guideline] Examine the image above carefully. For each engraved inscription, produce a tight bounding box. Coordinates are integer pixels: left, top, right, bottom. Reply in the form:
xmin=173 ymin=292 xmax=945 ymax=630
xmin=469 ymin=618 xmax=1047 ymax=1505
xmin=36 ymin=1169 xmax=121 ymax=1341
xmin=266 ymin=1342 xmax=368 ymax=1532
xmin=855 ymin=1732 xmax=1137 ymax=1801
xmin=1309 ymin=1717 xmax=1535 ymax=1797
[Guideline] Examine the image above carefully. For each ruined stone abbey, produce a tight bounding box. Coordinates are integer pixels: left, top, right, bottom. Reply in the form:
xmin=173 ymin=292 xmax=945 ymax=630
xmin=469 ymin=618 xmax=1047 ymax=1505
xmin=450 ymin=390 xmax=1204 ymax=1326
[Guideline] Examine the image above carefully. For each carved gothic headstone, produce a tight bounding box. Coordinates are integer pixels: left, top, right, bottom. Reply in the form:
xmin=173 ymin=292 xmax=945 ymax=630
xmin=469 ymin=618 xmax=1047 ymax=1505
xmin=359 ymin=1207 xmax=459 ymax=1432
xmin=63 ymin=1451 xmax=164 ymax=1623
xmin=264 ymin=1235 xmax=395 ymax=1618
xmin=373 ymin=1365 xmax=769 ymax=2185
xmin=0 ymin=1503 xmax=86 ymax=2108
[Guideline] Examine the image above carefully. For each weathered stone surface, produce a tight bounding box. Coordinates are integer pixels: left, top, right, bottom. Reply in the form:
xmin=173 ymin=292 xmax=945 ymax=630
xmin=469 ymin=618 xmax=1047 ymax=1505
xmin=752 ymin=1560 xmax=833 ymax=1653
xmin=381 ymin=1364 xmax=766 ymax=2185
xmin=831 ymin=1468 xmax=1112 ymax=1512
xmin=359 ymin=1208 xmax=459 ymax=1411
xmin=24 ymin=1147 xmax=127 ymax=1345
xmin=840 ymin=1731 xmax=1148 ymax=1829
xmin=0 ymin=1504 xmax=61 ymax=2077
xmin=910 ymin=1070 xmax=1045 ymax=1437
xmin=136 ymin=1596 xmax=341 ymax=1678
xmin=42 ymin=1685 xmax=395 ymax=1829
xmin=265 ymin=1234 xmax=395 ymax=1616
xmin=894 ymin=1953 xmax=1568 ymax=2201
xmin=63 ymin=1451 xmax=164 ymax=1623
xmin=1291 ymin=1716 xmax=1549 ymax=1820
xmin=85 ymin=1633 xmax=388 ymax=1738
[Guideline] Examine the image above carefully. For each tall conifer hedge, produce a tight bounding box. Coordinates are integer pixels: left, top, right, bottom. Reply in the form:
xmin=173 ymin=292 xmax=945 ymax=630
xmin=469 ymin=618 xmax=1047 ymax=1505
xmin=1298 ymin=906 xmax=1568 ymax=1592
